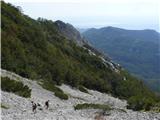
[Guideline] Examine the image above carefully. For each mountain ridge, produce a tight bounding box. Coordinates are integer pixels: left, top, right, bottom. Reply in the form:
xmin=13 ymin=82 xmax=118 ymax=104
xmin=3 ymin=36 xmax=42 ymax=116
xmin=83 ymin=26 xmax=160 ymax=93
xmin=83 ymin=26 xmax=159 ymax=33
xmin=54 ymin=20 xmax=85 ymax=45
xmin=1 ymin=1 xmax=160 ymax=116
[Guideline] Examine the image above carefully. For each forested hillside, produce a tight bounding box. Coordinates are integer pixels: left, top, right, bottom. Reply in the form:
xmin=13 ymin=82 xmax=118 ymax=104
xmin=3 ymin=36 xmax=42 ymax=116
xmin=83 ymin=26 xmax=160 ymax=93
xmin=1 ymin=1 xmax=160 ymax=111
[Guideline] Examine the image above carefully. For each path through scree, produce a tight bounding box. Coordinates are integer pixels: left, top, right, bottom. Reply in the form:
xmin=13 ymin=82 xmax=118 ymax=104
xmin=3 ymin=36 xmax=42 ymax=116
xmin=1 ymin=69 xmax=160 ymax=120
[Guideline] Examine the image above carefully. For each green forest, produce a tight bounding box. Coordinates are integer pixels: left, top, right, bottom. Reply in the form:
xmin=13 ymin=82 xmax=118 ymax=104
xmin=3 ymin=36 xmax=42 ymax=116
xmin=1 ymin=1 xmax=160 ymax=111
xmin=83 ymin=27 xmax=160 ymax=93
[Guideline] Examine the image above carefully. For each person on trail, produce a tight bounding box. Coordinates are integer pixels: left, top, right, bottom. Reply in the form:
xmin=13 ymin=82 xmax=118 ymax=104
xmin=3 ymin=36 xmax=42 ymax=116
xmin=37 ymin=103 xmax=43 ymax=111
xmin=45 ymin=100 xmax=50 ymax=109
xmin=31 ymin=101 xmax=37 ymax=113
xmin=37 ymin=103 xmax=41 ymax=107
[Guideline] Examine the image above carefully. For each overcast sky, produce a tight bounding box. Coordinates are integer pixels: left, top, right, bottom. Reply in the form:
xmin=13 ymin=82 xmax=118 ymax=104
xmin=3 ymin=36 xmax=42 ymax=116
xmin=4 ymin=0 xmax=160 ymax=31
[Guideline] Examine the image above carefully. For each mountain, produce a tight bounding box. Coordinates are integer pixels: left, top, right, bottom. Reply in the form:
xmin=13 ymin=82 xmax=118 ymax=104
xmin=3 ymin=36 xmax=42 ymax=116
xmin=1 ymin=1 xmax=160 ymax=116
xmin=77 ymin=28 xmax=89 ymax=33
xmin=83 ymin=26 xmax=160 ymax=93
xmin=54 ymin=20 xmax=85 ymax=45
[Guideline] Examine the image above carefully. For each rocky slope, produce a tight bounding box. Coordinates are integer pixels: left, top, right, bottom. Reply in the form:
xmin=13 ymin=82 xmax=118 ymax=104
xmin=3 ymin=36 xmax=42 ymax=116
xmin=1 ymin=69 xmax=160 ymax=120
xmin=55 ymin=20 xmax=85 ymax=45
xmin=1 ymin=2 xmax=160 ymax=119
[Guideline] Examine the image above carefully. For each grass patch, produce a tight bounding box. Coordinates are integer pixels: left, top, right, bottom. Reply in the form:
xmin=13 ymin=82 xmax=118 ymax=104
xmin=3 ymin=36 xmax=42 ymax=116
xmin=74 ymin=103 xmax=112 ymax=111
xmin=78 ymin=85 xmax=89 ymax=93
xmin=1 ymin=77 xmax=31 ymax=98
xmin=1 ymin=103 xmax=9 ymax=109
xmin=39 ymin=80 xmax=68 ymax=100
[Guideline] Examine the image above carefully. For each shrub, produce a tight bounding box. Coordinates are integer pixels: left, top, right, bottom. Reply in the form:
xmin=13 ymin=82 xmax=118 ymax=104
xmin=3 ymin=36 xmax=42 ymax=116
xmin=40 ymin=80 xmax=68 ymax=100
xmin=151 ymin=102 xmax=160 ymax=112
xmin=1 ymin=77 xmax=31 ymax=98
xmin=78 ymin=85 xmax=89 ymax=93
xmin=54 ymin=91 xmax=68 ymax=100
xmin=1 ymin=103 xmax=9 ymax=109
xmin=127 ymin=95 xmax=155 ymax=111
xmin=74 ymin=103 xmax=111 ymax=111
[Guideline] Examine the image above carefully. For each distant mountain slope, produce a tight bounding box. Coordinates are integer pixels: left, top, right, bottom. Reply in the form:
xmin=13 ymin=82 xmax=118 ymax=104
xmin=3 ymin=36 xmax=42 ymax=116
xmin=83 ymin=26 xmax=160 ymax=92
xmin=77 ymin=28 xmax=89 ymax=33
xmin=1 ymin=1 xmax=159 ymax=111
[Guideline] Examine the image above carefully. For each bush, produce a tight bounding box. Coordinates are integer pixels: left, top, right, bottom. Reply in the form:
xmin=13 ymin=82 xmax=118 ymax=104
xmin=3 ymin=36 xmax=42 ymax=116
xmin=1 ymin=103 xmax=9 ymax=109
xmin=151 ymin=102 xmax=160 ymax=112
xmin=74 ymin=103 xmax=111 ymax=111
xmin=78 ymin=85 xmax=89 ymax=93
xmin=54 ymin=91 xmax=68 ymax=100
xmin=127 ymin=95 xmax=155 ymax=111
xmin=1 ymin=77 xmax=31 ymax=98
xmin=40 ymin=80 xmax=68 ymax=100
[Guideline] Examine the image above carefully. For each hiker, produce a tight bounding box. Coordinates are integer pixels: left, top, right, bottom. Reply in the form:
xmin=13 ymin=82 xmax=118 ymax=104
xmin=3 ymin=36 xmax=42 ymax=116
xmin=45 ymin=100 xmax=50 ymax=109
xmin=36 ymin=103 xmax=43 ymax=111
xmin=37 ymin=103 xmax=41 ymax=107
xmin=31 ymin=101 xmax=37 ymax=113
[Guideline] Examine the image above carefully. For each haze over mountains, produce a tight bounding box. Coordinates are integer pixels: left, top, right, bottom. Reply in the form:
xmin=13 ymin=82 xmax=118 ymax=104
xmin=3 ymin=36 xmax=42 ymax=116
xmin=1 ymin=1 xmax=160 ymax=119
xmin=82 ymin=26 xmax=160 ymax=93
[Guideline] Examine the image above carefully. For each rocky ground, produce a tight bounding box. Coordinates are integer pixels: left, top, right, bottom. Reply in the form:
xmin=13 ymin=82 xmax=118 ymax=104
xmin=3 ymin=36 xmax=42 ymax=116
xmin=1 ymin=69 xmax=160 ymax=120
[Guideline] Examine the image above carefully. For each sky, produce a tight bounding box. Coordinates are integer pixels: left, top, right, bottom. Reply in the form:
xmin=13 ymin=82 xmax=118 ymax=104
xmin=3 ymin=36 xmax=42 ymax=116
xmin=4 ymin=0 xmax=160 ymax=31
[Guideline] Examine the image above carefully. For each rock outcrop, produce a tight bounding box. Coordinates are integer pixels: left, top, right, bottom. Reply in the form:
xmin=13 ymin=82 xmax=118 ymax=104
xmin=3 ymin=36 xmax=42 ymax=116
xmin=55 ymin=20 xmax=85 ymax=45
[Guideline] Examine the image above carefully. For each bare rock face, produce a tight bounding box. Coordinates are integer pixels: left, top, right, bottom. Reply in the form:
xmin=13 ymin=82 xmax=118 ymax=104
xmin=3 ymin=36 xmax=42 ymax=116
xmin=1 ymin=69 xmax=160 ymax=120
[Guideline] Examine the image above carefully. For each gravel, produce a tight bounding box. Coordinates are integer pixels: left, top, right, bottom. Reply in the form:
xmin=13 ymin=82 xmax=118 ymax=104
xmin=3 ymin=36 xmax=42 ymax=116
xmin=1 ymin=69 xmax=160 ymax=120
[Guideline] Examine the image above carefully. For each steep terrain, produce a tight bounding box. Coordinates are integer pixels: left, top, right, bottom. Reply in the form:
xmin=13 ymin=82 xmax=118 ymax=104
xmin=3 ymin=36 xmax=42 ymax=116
xmin=1 ymin=1 xmax=160 ymax=117
xmin=1 ymin=69 xmax=160 ymax=120
xmin=83 ymin=26 xmax=160 ymax=92
xmin=55 ymin=20 xmax=85 ymax=45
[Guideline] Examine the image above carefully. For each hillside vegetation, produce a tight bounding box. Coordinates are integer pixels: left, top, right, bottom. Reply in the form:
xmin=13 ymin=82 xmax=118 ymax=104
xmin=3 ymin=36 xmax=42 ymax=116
xmin=1 ymin=77 xmax=31 ymax=98
xmin=1 ymin=1 xmax=159 ymax=111
xmin=83 ymin=27 xmax=160 ymax=93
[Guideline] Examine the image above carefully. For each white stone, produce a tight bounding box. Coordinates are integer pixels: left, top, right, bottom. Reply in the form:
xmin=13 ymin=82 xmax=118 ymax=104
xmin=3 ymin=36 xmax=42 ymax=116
xmin=1 ymin=69 xmax=160 ymax=120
